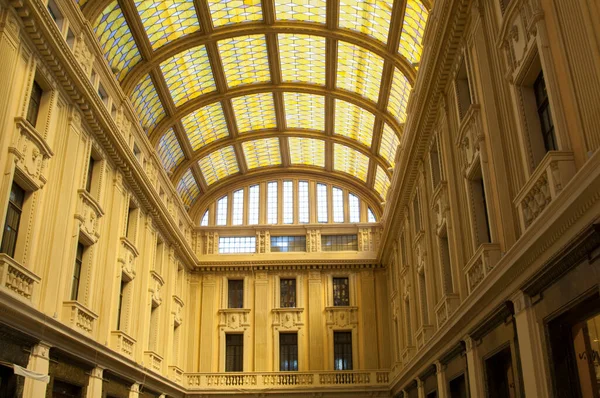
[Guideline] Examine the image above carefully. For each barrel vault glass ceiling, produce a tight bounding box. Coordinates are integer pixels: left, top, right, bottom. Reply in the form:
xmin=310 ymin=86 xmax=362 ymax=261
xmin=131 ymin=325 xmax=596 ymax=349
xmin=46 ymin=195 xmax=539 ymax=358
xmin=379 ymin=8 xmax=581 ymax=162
xmin=79 ymin=0 xmax=430 ymax=214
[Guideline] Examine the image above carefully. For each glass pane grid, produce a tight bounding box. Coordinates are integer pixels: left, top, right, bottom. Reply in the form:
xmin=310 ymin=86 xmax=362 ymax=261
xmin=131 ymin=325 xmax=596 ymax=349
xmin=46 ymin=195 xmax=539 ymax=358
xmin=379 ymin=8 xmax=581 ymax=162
xmin=271 ymin=236 xmax=306 ymax=252
xmin=399 ymin=0 xmax=429 ymax=65
xmin=334 ymin=99 xmax=375 ymax=147
xmin=317 ymin=183 xmax=328 ymax=223
xmin=288 ymin=137 xmax=325 ymax=167
xmin=182 ymin=103 xmax=229 ymax=150
xmin=157 ymin=128 xmax=185 ymax=173
xmin=135 ymin=0 xmax=200 ymax=50
xmin=176 ymin=169 xmax=200 ymax=207
xmin=268 ymin=181 xmax=278 ymax=224
xmin=217 ymin=196 xmax=228 ymax=225
xmin=275 ymin=0 xmax=326 ymax=23
xmin=160 ymin=45 xmax=216 ymax=106
xmin=219 ymin=236 xmax=256 ymax=253
xmin=322 ymin=235 xmax=358 ymax=251
xmin=284 ymin=92 xmax=325 ymax=131
xmin=232 ymin=189 xmax=244 ymax=225
xmin=232 ymin=93 xmax=277 ymax=133
xmin=338 ymin=0 xmax=393 ymax=44
xmin=209 ymin=0 xmax=262 ymax=27
xmin=337 ymin=41 xmax=384 ymax=103
xmin=374 ymin=165 xmax=391 ymax=199
xmin=279 ymin=34 xmax=326 ymax=85
xmin=298 ymin=181 xmax=309 ymax=223
xmin=200 ymin=210 xmax=209 ymax=226
xmin=131 ymin=74 xmax=165 ymax=131
xmin=219 ymin=35 xmax=270 ymax=88
xmin=388 ymin=69 xmax=412 ymax=124
xmin=94 ymin=1 xmax=141 ymax=81
xmin=380 ymin=123 xmax=400 ymax=166
xmin=368 ymin=208 xmax=376 ymax=222
xmin=332 ymin=187 xmax=344 ymax=223
xmin=349 ymin=193 xmax=360 ymax=223
xmin=199 ymin=146 xmax=239 ymax=185
xmin=248 ymin=185 xmax=260 ymax=225
xmin=334 ymin=143 xmax=369 ymax=182
xmin=283 ymin=181 xmax=293 ymax=224
xmin=242 ymin=138 xmax=282 ymax=169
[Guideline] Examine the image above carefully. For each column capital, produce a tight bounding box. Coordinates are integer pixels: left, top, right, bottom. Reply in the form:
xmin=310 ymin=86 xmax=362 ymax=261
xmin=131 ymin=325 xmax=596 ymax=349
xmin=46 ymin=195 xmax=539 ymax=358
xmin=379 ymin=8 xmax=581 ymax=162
xmin=130 ymin=383 xmax=140 ymax=392
xmin=31 ymin=342 xmax=51 ymax=359
xmin=90 ymin=366 xmax=104 ymax=379
xmin=509 ymin=290 xmax=532 ymax=315
xmin=463 ymin=335 xmax=476 ymax=352
xmin=434 ymin=360 xmax=445 ymax=374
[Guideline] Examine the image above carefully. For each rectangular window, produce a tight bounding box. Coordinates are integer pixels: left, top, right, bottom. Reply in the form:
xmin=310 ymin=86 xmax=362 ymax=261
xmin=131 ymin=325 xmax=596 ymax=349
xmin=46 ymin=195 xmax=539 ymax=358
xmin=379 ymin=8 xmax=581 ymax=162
xmin=534 ymin=72 xmax=557 ymax=152
xmin=225 ymin=334 xmax=244 ymax=372
xmin=484 ymin=346 xmax=515 ymax=398
xmin=333 ymin=277 xmax=350 ymax=306
xmin=125 ymin=202 xmax=138 ymax=240
xmin=117 ymin=280 xmax=126 ymax=330
xmin=26 ymin=81 xmax=43 ymax=127
xmin=317 ymin=183 xmax=328 ymax=223
xmin=248 ymin=185 xmax=259 ymax=225
xmin=219 ymin=237 xmax=256 ymax=254
xmin=321 ymin=235 xmax=358 ymax=252
xmin=232 ymin=189 xmax=244 ymax=225
xmin=228 ymin=279 xmax=244 ymax=309
xmin=283 ymin=180 xmax=293 ymax=224
xmin=1 ymin=183 xmax=25 ymax=257
xmin=332 ymin=187 xmax=344 ymax=223
xmin=271 ymin=236 xmax=306 ymax=252
xmin=267 ymin=182 xmax=278 ymax=224
xmin=52 ymin=380 xmax=82 ymax=398
xmin=148 ymin=305 xmax=159 ymax=351
xmin=348 ymin=194 xmax=360 ymax=223
xmin=71 ymin=243 xmax=84 ymax=301
xmin=449 ymin=374 xmax=467 ymax=398
xmin=85 ymin=157 xmax=95 ymax=193
xmin=469 ymin=168 xmax=491 ymax=245
xmin=298 ymin=181 xmax=309 ymax=223
xmin=429 ymin=137 xmax=442 ymax=188
xmin=216 ymin=196 xmax=228 ymax=226
xmin=413 ymin=194 xmax=421 ymax=233
xmin=280 ymin=333 xmax=298 ymax=371
xmin=455 ymin=58 xmax=472 ymax=120
xmin=333 ymin=331 xmax=353 ymax=370
xmin=280 ymin=278 xmax=296 ymax=308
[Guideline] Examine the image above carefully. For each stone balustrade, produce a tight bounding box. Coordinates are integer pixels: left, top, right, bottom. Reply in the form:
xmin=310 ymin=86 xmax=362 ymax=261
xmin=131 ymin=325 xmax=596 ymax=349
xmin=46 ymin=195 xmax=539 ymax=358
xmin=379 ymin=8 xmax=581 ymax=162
xmin=143 ymin=350 xmax=163 ymax=373
xmin=434 ymin=293 xmax=460 ymax=328
xmin=110 ymin=330 xmax=136 ymax=358
xmin=464 ymin=243 xmax=502 ymax=295
xmin=62 ymin=301 xmax=98 ymax=335
xmin=0 ymin=254 xmax=40 ymax=302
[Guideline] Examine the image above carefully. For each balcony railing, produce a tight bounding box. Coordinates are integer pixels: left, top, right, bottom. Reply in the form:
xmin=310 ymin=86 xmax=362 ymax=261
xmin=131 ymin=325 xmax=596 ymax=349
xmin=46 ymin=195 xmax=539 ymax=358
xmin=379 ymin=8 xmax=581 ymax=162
xmin=0 ymin=254 xmax=40 ymax=302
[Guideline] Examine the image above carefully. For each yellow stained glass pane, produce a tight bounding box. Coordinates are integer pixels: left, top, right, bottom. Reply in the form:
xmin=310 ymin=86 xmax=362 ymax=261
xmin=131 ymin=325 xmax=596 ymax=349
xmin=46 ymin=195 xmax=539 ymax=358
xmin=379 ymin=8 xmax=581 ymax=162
xmin=374 ymin=165 xmax=391 ymax=198
xmin=135 ymin=0 xmax=200 ymax=50
xmin=334 ymin=143 xmax=369 ymax=181
xmin=160 ymin=45 xmax=216 ymax=107
xmin=231 ymin=93 xmax=277 ymax=133
xmin=334 ymin=99 xmax=375 ymax=147
xmin=199 ymin=146 xmax=239 ymax=185
xmin=94 ymin=1 xmax=141 ymax=81
xmin=157 ymin=128 xmax=185 ymax=173
xmin=275 ymin=0 xmax=326 ymax=23
xmin=339 ymin=0 xmax=393 ymax=44
xmin=388 ymin=68 xmax=412 ymax=123
xmin=242 ymin=138 xmax=282 ymax=169
xmin=379 ymin=123 xmax=400 ymax=166
xmin=284 ymin=92 xmax=325 ymax=131
xmin=177 ymin=169 xmax=200 ymax=207
xmin=219 ymin=35 xmax=270 ymax=88
xmin=208 ymin=0 xmax=262 ymax=27
xmin=182 ymin=103 xmax=229 ymax=150
xmin=279 ymin=34 xmax=326 ymax=85
xmin=76 ymin=0 xmax=88 ymax=7
xmin=131 ymin=74 xmax=165 ymax=131
xmin=288 ymin=137 xmax=325 ymax=167
xmin=399 ymin=0 xmax=428 ymax=64
xmin=337 ymin=41 xmax=384 ymax=103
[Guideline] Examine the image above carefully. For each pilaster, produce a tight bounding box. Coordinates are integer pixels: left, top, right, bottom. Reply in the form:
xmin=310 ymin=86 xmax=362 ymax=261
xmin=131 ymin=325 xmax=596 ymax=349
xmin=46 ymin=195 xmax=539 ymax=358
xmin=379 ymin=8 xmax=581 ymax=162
xmin=254 ymin=271 xmax=269 ymax=371
xmin=22 ymin=342 xmax=51 ymax=398
xmin=86 ymin=367 xmax=104 ymax=398
xmin=435 ymin=361 xmax=448 ymax=398
xmin=307 ymin=270 xmax=324 ymax=370
xmin=464 ymin=336 xmax=485 ymax=398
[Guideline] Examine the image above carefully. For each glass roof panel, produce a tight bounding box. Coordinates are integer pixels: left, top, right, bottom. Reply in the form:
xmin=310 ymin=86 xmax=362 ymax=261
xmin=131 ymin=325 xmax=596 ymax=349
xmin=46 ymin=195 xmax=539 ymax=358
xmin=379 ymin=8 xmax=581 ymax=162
xmin=177 ymin=169 xmax=200 ymax=207
xmin=231 ymin=93 xmax=277 ymax=133
xmin=275 ymin=0 xmax=326 ymax=23
xmin=131 ymin=74 xmax=165 ymax=131
xmin=388 ymin=68 xmax=412 ymax=123
xmin=219 ymin=35 xmax=270 ymax=88
xmin=76 ymin=0 xmax=88 ymax=7
xmin=134 ymin=0 xmax=200 ymax=50
xmin=337 ymin=41 xmax=384 ymax=103
xmin=243 ymin=138 xmax=282 ymax=169
xmin=284 ymin=92 xmax=325 ymax=131
xmin=399 ymin=0 xmax=429 ymax=65
xmin=380 ymin=123 xmax=400 ymax=166
xmin=94 ymin=1 xmax=141 ymax=81
xmin=160 ymin=45 xmax=216 ymax=107
xmin=157 ymin=128 xmax=185 ymax=173
xmin=182 ymin=103 xmax=230 ymax=150
xmin=199 ymin=146 xmax=239 ymax=185
xmin=338 ymin=0 xmax=393 ymax=44
xmin=334 ymin=143 xmax=369 ymax=182
xmin=374 ymin=165 xmax=391 ymax=198
xmin=279 ymin=34 xmax=326 ymax=85
xmin=208 ymin=0 xmax=262 ymax=27
xmin=334 ymin=99 xmax=375 ymax=147
xmin=288 ymin=137 xmax=325 ymax=167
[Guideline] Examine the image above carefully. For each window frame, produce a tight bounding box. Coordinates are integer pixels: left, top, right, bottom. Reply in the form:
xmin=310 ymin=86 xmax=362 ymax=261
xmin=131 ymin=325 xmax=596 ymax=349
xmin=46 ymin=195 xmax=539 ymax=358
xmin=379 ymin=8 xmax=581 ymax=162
xmin=279 ymin=332 xmax=299 ymax=371
xmin=228 ymin=279 xmax=244 ymax=309
xmin=225 ymin=333 xmax=244 ymax=372
xmin=333 ymin=331 xmax=353 ymax=371
xmin=1 ymin=182 xmax=26 ymax=258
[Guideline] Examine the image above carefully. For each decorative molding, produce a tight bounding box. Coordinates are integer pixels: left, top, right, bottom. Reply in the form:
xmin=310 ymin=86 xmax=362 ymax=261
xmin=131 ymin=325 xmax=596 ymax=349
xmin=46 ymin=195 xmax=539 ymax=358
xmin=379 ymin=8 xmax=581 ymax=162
xmin=0 ymin=253 xmax=40 ymax=302
xmin=10 ymin=117 xmax=54 ymax=191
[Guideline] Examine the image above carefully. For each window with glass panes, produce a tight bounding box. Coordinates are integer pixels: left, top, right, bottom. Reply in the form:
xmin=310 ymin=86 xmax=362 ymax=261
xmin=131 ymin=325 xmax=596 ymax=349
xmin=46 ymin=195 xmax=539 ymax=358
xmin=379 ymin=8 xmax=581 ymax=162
xmin=298 ymin=181 xmax=309 ymax=223
xmin=280 ymin=278 xmax=296 ymax=308
xmin=232 ymin=189 xmax=244 ymax=225
xmin=333 ymin=331 xmax=353 ymax=370
xmin=225 ymin=334 xmax=243 ymax=372
xmin=219 ymin=237 xmax=256 ymax=254
xmin=85 ymin=157 xmax=95 ymax=193
xmin=228 ymin=280 xmax=244 ymax=309
xmin=349 ymin=194 xmax=360 ymax=223
xmin=26 ymin=81 xmax=43 ymax=127
xmin=71 ymin=243 xmax=84 ymax=301
xmin=332 ymin=187 xmax=344 ymax=222
xmin=248 ymin=185 xmax=259 ymax=225
xmin=216 ymin=196 xmax=228 ymax=225
xmin=280 ymin=333 xmax=298 ymax=371
xmin=321 ymin=235 xmax=358 ymax=251
xmin=271 ymin=236 xmax=306 ymax=252
xmin=283 ymin=181 xmax=293 ymax=224
xmin=317 ymin=183 xmax=328 ymax=223
xmin=534 ymin=72 xmax=557 ymax=152
xmin=368 ymin=208 xmax=376 ymax=222
xmin=333 ymin=277 xmax=350 ymax=306
xmin=1 ymin=183 xmax=25 ymax=257
xmin=268 ymin=182 xmax=278 ymax=224
xmin=200 ymin=211 xmax=209 ymax=226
